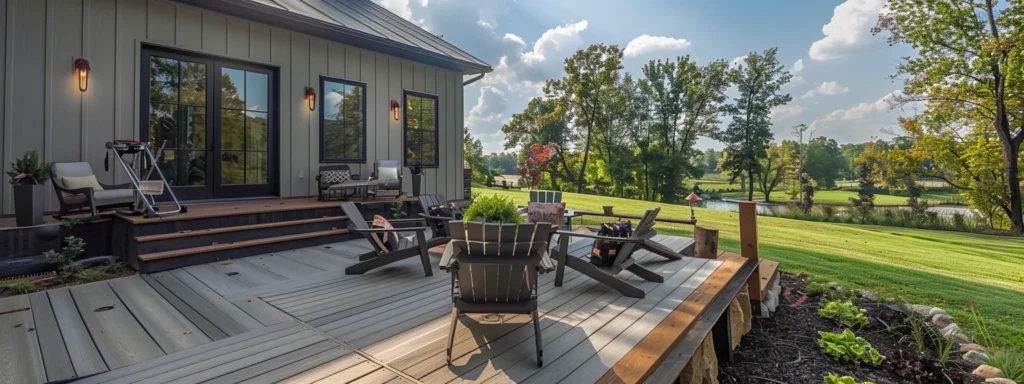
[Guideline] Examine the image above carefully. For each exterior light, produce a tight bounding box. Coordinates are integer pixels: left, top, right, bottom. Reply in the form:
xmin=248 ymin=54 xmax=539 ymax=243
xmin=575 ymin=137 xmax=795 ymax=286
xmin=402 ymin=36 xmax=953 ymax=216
xmin=74 ymin=58 xmax=90 ymax=92
xmin=686 ymin=192 xmax=702 ymax=220
xmin=391 ymin=100 xmax=400 ymax=120
xmin=305 ymin=86 xmax=316 ymax=111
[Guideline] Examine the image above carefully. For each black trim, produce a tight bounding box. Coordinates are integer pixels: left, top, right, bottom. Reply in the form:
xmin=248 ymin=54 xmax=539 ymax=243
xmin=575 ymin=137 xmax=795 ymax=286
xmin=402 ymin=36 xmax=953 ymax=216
xmin=319 ymin=76 xmax=368 ymax=163
xmin=403 ymin=90 xmax=440 ymax=168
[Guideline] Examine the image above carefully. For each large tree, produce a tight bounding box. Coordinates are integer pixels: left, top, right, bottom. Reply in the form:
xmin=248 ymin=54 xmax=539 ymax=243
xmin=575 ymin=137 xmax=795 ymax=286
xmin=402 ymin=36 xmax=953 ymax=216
xmin=755 ymin=142 xmax=795 ymax=202
xmin=463 ymin=127 xmax=486 ymax=183
xmin=501 ymin=97 xmax=577 ymax=189
xmin=545 ymin=44 xmax=624 ymax=193
xmin=720 ymin=48 xmax=793 ymax=201
xmin=876 ymin=0 xmax=1024 ymax=233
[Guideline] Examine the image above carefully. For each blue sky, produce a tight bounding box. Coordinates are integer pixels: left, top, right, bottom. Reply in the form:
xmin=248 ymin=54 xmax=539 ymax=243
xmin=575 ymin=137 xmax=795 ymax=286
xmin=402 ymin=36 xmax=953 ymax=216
xmin=379 ymin=0 xmax=914 ymax=153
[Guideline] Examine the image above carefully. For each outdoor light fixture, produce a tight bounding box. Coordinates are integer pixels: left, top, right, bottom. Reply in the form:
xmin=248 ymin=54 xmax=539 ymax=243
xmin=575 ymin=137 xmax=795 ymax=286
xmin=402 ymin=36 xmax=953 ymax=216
xmin=685 ymin=192 xmax=702 ymax=220
xmin=305 ymin=86 xmax=316 ymax=111
xmin=74 ymin=58 xmax=90 ymax=92
xmin=391 ymin=100 xmax=401 ymax=120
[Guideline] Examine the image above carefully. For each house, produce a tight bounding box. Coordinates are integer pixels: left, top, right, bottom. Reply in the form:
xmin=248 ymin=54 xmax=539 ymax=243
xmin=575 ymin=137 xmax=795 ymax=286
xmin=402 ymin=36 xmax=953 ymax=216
xmin=0 ymin=0 xmax=491 ymax=215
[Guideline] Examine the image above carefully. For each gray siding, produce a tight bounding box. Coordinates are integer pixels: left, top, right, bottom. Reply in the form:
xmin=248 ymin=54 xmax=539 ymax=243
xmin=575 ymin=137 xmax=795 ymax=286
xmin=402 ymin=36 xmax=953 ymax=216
xmin=0 ymin=0 xmax=466 ymax=215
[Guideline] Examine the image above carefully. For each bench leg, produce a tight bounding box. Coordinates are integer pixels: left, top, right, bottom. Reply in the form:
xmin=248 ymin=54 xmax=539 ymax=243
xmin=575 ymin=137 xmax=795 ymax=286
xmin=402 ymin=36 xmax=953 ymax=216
xmin=533 ymin=310 xmax=543 ymax=367
xmin=416 ymin=231 xmax=434 ymax=277
xmin=554 ymin=235 xmax=569 ymax=287
xmin=446 ymin=307 xmax=459 ymax=364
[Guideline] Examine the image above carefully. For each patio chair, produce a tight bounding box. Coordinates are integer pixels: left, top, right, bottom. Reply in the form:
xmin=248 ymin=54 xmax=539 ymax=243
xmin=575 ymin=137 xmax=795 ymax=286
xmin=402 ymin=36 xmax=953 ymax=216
xmin=418 ymin=194 xmax=459 ymax=240
xmin=530 ymin=190 xmax=563 ymax=203
xmin=552 ymin=207 xmax=683 ymax=298
xmin=341 ymin=202 xmax=445 ymax=277
xmin=441 ymin=221 xmax=554 ymax=367
xmin=51 ymin=162 xmax=135 ymax=217
xmin=315 ymin=165 xmax=362 ymax=201
xmin=371 ymin=160 xmax=402 ymax=198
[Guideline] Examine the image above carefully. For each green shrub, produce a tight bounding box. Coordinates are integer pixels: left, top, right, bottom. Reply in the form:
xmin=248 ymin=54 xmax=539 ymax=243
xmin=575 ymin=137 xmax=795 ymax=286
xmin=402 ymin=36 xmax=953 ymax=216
xmin=823 ymin=373 xmax=875 ymax=384
xmin=806 ymin=282 xmax=829 ymax=297
xmin=45 ymin=236 xmax=85 ymax=279
xmin=819 ymin=300 xmax=870 ymax=328
xmin=76 ymin=268 xmax=106 ymax=283
xmin=988 ymin=348 xmax=1024 ymax=382
xmin=101 ymin=259 xmax=126 ymax=274
xmin=463 ymin=195 xmax=523 ymax=224
xmin=818 ymin=330 xmax=885 ymax=366
xmin=3 ymin=281 xmax=36 ymax=294
xmin=6 ymin=149 xmax=52 ymax=185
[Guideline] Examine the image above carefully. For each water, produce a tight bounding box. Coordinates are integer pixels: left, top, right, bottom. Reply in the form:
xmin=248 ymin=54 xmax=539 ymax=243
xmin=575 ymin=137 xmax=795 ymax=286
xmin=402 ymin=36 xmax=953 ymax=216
xmin=698 ymin=198 xmax=976 ymax=218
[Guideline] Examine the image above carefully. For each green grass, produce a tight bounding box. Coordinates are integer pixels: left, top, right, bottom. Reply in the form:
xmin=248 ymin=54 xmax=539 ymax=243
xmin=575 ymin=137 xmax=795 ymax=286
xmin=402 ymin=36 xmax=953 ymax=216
xmin=473 ymin=185 xmax=1024 ymax=349
xmin=719 ymin=188 xmax=963 ymax=205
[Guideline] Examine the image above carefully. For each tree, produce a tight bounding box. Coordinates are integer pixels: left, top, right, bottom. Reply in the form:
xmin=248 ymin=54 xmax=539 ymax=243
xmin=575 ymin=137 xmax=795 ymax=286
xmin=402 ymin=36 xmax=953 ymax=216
xmin=703 ymin=149 xmax=719 ymax=172
xmin=501 ymin=97 xmax=577 ymax=189
xmin=463 ymin=128 xmax=487 ymax=183
xmin=803 ymin=137 xmax=846 ymax=188
xmin=850 ymin=143 xmax=882 ymax=222
xmin=792 ymin=124 xmax=814 ymax=204
xmin=876 ymin=0 xmax=1024 ymax=233
xmin=518 ymin=144 xmax=556 ymax=189
xmin=721 ymin=48 xmax=793 ymax=201
xmin=755 ymin=142 xmax=793 ymax=202
xmin=545 ymin=44 xmax=624 ymax=193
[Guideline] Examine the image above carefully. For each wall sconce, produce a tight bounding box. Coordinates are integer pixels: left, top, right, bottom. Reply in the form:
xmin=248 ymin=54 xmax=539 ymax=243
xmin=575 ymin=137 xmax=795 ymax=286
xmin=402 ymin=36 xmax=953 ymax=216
xmin=305 ymin=86 xmax=316 ymax=111
xmin=390 ymin=100 xmax=400 ymax=120
xmin=74 ymin=58 xmax=90 ymax=92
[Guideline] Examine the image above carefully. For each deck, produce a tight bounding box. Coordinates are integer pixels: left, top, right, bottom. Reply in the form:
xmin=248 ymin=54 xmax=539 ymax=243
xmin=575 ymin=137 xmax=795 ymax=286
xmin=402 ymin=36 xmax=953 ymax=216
xmin=0 ymin=234 xmax=754 ymax=383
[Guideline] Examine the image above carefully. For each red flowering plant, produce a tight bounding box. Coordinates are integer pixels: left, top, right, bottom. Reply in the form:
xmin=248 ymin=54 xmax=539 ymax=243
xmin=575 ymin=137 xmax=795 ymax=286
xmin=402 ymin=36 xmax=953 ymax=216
xmin=517 ymin=143 xmax=555 ymax=188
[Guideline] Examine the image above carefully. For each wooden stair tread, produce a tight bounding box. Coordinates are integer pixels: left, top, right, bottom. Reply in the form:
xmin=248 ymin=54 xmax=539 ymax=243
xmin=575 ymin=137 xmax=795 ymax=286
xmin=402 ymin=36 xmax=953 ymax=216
xmin=138 ymin=229 xmax=350 ymax=261
xmin=758 ymin=259 xmax=780 ymax=300
xmin=135 ymin=216 xmax=349 ymax=243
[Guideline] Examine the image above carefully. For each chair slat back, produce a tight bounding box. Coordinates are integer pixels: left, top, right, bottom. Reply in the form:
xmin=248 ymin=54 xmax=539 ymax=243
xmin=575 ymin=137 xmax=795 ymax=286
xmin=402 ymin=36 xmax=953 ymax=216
xmin=419 ymin=194 xmax=448 ymax=212
xmin=612 ymin=207 xmax=660 ymax=267
xmin=529 ymin=190 xmax=562 ymax=204
xmin=448 ymin=222 xmax=552 ymax=304
xmin=341 ymin=202 xmax=387 ymax=253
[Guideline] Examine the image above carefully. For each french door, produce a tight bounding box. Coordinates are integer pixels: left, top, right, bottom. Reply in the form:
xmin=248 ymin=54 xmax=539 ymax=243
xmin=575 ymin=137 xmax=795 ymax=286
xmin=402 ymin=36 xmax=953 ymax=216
xmin=140 ymin=47 xmax=277 ymax=200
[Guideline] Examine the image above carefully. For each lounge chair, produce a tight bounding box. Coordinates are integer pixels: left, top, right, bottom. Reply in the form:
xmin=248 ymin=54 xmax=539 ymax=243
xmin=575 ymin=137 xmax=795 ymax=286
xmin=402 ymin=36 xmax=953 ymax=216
xmin=418 ymin=194 xmax=458 ymax=241
xmin=552 ymin=207 xmax=683 ymax=298
xmin=371 ymin=160 xmax=402 ymax=198
xmin=341 ymin=202 xmax=445 ymax=277
xmin=440 ymin=221 xmax=554 ymax=367
xmin=529 ymin=190 xmax=562 ymax=203
xmin=51 ymin=162 xmax=135 ymax=217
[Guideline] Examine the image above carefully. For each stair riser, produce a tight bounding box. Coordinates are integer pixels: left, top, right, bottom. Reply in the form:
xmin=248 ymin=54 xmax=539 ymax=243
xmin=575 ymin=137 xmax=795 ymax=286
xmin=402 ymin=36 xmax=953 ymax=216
xmin=136 ymin=219 xmax=350 ymax=254
xmin=129 ymin=207 xmax=343 ymax=236
xmin=138 ymin=232 xmax=361 ymax=273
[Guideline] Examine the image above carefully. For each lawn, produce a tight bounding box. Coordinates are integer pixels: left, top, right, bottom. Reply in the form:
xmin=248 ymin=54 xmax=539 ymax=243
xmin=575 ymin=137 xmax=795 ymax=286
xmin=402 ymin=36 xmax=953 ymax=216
xmin=472 ymin=185 xmax=1024 ymax=349
xmin=719 ymin=188 xmax=964 ymax=205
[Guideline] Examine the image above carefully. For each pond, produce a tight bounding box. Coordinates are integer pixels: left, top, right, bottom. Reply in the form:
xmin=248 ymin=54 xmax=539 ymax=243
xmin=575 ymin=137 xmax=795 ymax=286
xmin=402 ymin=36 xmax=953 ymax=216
xmin=699 ymin=198 xmax=976 ymax=218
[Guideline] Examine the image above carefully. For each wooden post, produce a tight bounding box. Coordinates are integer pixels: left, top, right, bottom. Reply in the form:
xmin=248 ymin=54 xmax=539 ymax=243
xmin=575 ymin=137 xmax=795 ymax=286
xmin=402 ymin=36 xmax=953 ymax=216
xmin=693 ymin=225 xmax=719 ymax=259
xmin=738 ymin=201 xmax=763 ymax=314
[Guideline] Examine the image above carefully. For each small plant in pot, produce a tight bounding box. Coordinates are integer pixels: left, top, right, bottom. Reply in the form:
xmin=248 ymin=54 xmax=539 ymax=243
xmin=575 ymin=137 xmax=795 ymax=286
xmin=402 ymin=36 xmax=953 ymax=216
xmin=6 ymin=149 xmax=52 ymax=226
xmin=463 ymin=195 xmax=523 ymax=224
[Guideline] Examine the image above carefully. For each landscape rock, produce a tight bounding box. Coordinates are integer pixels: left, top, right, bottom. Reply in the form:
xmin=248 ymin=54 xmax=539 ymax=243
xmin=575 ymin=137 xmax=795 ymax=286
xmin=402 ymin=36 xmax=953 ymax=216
xmin=960 ymin=343 xmax=986 ymax=353
xmin=941 ymin=323 xmax=972 ymax=344
xmin=855 ymin=289 xmax=878 ymax=301
xmin=826 ymin=282 xmax=842 ymax=290
xmin=963 ymin=350 xmax=990 ymax=365
xmin=679 ymin=334 xmax=718 ymax=384
xmin=984 ymin=378 xmax=1015 ymax=384
xmin=928 ymin=307 xmax=950 ymax=318
xmin=729 ymin=285 xmax=752 ymax=349
xmin=908 ymin=304 xmax=935 ymax=317
xmin=763 ymin=287 xmax=779 ymax=314
xmin=931 ymin=313 xmax=955 ymax=328
xmin=973 ymin=365 xmax=1004 ymax=379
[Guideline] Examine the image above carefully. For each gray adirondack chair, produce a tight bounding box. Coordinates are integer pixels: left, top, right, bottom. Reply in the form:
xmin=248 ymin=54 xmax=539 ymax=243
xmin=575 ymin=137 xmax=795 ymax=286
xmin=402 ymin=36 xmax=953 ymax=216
xmin=418 ymin=194 xmax=458 ymax=240
xmin=341 ymin=202 xmax=445 ymax=277
xmin=552 ymin=207 xmax=683 ymax=298
xmin=440 ymin=221 xmax=555 ymax=367
xmin=529 ymin=190 xmax=562 ymax=203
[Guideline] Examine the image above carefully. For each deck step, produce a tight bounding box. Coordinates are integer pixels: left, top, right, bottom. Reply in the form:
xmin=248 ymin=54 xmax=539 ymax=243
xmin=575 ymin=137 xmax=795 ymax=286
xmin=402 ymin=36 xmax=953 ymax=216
xmin=757 ymin=259 xmax=780 ymax=300
xmin=137 ymin=229 xmax=352 ymax=273
xmin=134 ymin=216 xmax=349 ymax=254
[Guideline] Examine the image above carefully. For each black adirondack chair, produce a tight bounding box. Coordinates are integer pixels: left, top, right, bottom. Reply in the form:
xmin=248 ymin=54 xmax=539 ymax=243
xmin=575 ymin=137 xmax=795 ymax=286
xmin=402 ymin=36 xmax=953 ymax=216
xmin=341 ymin=202 xmax=445 ymax=277
xmin=417 ymin=194 xmax=458 ymax=241
xmin=552 ymin=207 xmax=684 ymax=298
xmin=440 ymin=221 xmax=555 ymax=367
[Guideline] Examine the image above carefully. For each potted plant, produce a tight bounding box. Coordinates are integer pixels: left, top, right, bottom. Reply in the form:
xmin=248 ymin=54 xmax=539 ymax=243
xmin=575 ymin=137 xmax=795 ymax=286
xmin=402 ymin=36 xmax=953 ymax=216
xmin=462 ymin=195 xmax=523 ymax=224
xmin=6 ymin=149 xmax=52 ymax=226
xmin=409 ymin=165 xmax=424 ymax=196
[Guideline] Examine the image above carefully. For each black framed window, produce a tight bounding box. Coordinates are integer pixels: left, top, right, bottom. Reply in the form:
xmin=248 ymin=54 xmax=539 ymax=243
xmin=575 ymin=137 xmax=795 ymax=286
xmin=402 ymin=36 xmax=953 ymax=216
xmin=320 ymin=76 xmax=366 ymax=162
xmin=403 ymin=91 xmax=439 ymax=167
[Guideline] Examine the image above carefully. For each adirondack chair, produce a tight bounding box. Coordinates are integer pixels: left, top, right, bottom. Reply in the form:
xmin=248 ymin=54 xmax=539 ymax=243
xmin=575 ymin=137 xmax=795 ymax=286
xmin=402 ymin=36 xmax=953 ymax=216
xmin=440 ymin=221 xmax=555 ymax=367
xmin=341 ymin=202 xmax=445 ymax=277
xmin=417 ymin=194 xmax=459 ymax=240
xmin=552 ymin=207 xmax=683 ymax=298
xmin=529 ymin=190 xmax=563 ymax=203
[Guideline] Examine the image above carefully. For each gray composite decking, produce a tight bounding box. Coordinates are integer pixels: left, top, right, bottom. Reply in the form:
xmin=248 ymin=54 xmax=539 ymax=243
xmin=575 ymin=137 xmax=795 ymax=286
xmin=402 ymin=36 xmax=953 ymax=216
xmin=0 ymin=235 xmax=714 ymax=383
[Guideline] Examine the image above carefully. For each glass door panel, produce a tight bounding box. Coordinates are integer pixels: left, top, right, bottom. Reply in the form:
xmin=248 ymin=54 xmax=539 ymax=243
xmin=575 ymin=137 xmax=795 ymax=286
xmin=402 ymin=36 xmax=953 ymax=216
xmin=146 ymin=55 xmax=212 ymax=199
xmin=215 ymin=64 xmax=273 ymax=197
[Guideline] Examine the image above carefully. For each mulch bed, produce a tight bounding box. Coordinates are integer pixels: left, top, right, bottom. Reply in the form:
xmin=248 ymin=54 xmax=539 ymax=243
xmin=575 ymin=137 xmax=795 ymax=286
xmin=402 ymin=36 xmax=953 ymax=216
xmin=0 ymin=265 xmax=136 ymax=299
xmin=719 ymin=274 xmax=982 ymax=384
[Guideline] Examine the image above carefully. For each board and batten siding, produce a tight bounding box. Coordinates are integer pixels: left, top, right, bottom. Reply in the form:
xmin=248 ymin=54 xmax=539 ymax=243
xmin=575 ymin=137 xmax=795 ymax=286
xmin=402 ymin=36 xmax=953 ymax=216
xmin=0 ymin=0 xmax=466 ymax=215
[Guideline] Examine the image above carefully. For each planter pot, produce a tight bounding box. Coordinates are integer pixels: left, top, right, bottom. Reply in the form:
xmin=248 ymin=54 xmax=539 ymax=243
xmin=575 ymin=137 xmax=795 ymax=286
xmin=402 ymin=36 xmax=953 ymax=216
xmin=13 ymin=184 xmax=45 ymax=227
xmin=411 ymin=174 xmax=423 ymax=196
xmin=603 ymin=205 xmax=614 ymax=215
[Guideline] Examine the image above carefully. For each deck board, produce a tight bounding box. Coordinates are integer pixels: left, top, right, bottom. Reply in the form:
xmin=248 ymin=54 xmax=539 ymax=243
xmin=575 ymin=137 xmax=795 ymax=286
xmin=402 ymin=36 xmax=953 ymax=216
xmin=167 ymin=268 xmax=265 ymax=332
xmin=69 ymin=282 xmax=165 ymax=369
xmin=182 ymin=263 xmax=252 ymax=296
xmin=27 ymin=292 xmax=75 ymax=382
xmin=242 ymin=252 xmax=326 ymax=279
xmin=142 ymin=274 xmax=232 ymax=340
xmin=211 ymin=258 xmax=288 ymax=287
xmin=46 ymin=288 xmax=108 ymax=377
xmin=108 ymin=276 xmax=213 ymax=353
xmin=0 ymin=295 xmax=46 ymax=384
xmin=277 ymin=247 xmax=356 ymax=270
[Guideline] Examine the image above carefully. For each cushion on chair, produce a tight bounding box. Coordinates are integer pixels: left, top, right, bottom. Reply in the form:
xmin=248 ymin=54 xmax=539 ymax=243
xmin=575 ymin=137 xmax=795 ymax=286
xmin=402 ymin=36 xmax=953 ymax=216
xmin=320 ymin=170 xmax=350 ymax=184
xmin=527 ymin=202 xmax=565 ymax=225
xmin=92 ymin=189 xmax=135 ymax=207
xmin=371 ymin=215 xmax=401 ymax=252
xmin=53 ymin=162 xmax=97 ymax=190
xmin=62 ymin=175 xmax=104 ymax=191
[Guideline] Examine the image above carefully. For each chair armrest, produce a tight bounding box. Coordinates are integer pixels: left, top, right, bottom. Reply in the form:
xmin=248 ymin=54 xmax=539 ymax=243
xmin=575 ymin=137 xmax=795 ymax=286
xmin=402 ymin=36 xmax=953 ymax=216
xmin=349 ymin=226 xmax=429 ymax=234
xmin=552 ymin=230 xmax=647 ymax=243
xmin=100 ymin=182 xmax=132 ymax=190
xmin=387 ymin=218 xmax=427 ymax=227
xmin=418 ymin=213 xmax=453 ymax=221
xmin=440 ymin=243 xmax=456 ymax=271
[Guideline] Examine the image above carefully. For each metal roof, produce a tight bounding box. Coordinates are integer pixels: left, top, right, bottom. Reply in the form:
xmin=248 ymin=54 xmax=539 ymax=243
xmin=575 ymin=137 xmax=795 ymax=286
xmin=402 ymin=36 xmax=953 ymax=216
xmin=175 ymin=0 xmax=493 ymax=74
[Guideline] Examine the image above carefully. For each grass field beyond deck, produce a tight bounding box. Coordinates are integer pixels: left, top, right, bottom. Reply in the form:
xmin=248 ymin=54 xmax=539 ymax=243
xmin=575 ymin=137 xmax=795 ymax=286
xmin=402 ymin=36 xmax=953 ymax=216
xmin=473 ymin=185 xmax=1024 ymax=350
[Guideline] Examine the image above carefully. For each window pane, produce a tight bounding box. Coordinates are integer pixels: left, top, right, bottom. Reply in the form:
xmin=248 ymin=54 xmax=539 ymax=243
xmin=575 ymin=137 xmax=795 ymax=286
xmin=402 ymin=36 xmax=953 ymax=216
xmin=149 ymin=103 xmax=177 ymax=148
xmin=404 ymin=94 xmax=438 ymax=166
xmin=150 ymin=57 xmax=178 ymax=104
xmin=246 ymin=112 xmax=268 ymax=151
xmin=180 ymin=106 xmax=206 ymax=151
xmin=245 ymin=152 xmax=267 ymax=184
xmin=221 ymin=68 xmax=245 ymax=109
xmin=245 ymin=72 xmax=268 ymax=112
xmin=220 ymin=151 xmax=245 ymax=184
xmin=158 ymin=150 xmax=205 ymax=186
xmin=221 ymin=109 xmax=244 ymax=150
xmin=321 ymin=79 xmax=365 ymax=161
xmin=180 ymin=61 xmax=207 ymax=106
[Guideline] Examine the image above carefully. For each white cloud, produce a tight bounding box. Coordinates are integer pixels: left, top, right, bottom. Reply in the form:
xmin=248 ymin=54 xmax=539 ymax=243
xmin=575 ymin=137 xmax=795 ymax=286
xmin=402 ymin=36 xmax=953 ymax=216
xmin=801 ymin=81 xmax=850 ymax=99
xmin=379 ymin=0 xmax=424 ymax=26
xmin=521 ymin=20 xmax=588 ymax=65
xmin=809 ymin=0 xmax=887 ymax=61
xmin=479 ymin=20 xmax=590 ymax=96
xmin=788 ymin=59 xmax=806 ymax=86
xmin=808 ymin=91 xmax=911 ymax=142
xmin=730 ymin=55 xmax=748 ymax=68
xmin=792 ymin=59 xmax=805 ymax=74
xmin=466 ymin=86 xmax=509 ymax=128
xmin=770 ymin=104 xmax=806 ymax=121
xmin=623 ymin=35 xmax=691 ymax=57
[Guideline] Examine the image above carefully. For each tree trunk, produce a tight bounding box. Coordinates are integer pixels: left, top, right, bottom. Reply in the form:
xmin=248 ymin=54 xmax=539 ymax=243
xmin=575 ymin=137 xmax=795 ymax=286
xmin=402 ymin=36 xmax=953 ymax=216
xmin=747 ymin=168 xmax=755 ymax=201
xmin=577 ymin=127 xmax=593 ymax=193
xmin=1003 ymin=141 xmax=1023 ymax=233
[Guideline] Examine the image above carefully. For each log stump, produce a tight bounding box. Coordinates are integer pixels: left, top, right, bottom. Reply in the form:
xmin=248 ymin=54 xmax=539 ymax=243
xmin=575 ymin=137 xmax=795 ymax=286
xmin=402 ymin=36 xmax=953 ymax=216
xmin=693 ymin=225 xmax=719 ymax=259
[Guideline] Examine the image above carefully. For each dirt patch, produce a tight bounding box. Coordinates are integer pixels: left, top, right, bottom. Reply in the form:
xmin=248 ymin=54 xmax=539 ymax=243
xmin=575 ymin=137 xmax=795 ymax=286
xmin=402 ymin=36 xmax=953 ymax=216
xmin=719 ymin=274 xmax=981 ymax=384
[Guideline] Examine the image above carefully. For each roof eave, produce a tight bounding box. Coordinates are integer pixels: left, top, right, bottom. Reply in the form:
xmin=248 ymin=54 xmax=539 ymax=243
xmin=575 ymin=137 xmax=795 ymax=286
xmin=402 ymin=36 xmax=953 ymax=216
xmin=174 ymin=0 xmax=493 ymax=75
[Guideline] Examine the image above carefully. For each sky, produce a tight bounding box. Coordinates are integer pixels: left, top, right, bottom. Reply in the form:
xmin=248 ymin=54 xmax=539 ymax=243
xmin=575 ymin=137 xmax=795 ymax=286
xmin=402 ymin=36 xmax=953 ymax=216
xmin=377 ymin=0 xmax=916 ymax=154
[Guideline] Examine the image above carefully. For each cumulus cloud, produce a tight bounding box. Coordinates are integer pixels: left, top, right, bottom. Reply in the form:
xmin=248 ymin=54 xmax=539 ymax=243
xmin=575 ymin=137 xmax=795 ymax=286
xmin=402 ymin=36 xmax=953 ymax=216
xmin=809 ymin=0 xmax=887 ymax=61
xmin=730 ymin=55 xmax=748 ymax=68
xmin=466 ymin=86 xmax=509 ymax=128
xmin=801 ymin=81 xmax=850 ymax=99
xmin=792 ymin=59 xmax=805 ymax=74
xmin=770 ymin=104 xmax=806 ymax=121
xmin=788 ymin=59 xmax=806 ymax=85
xmin=379 ymin=0 xmax=424 ymax=26
xmin=623 ymin=35 xmax=691 ymax=57
xmin=807 ymin=91 xmax=914 ymax=142
xmin=479 ymin=20 xmax=590 ymax=96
